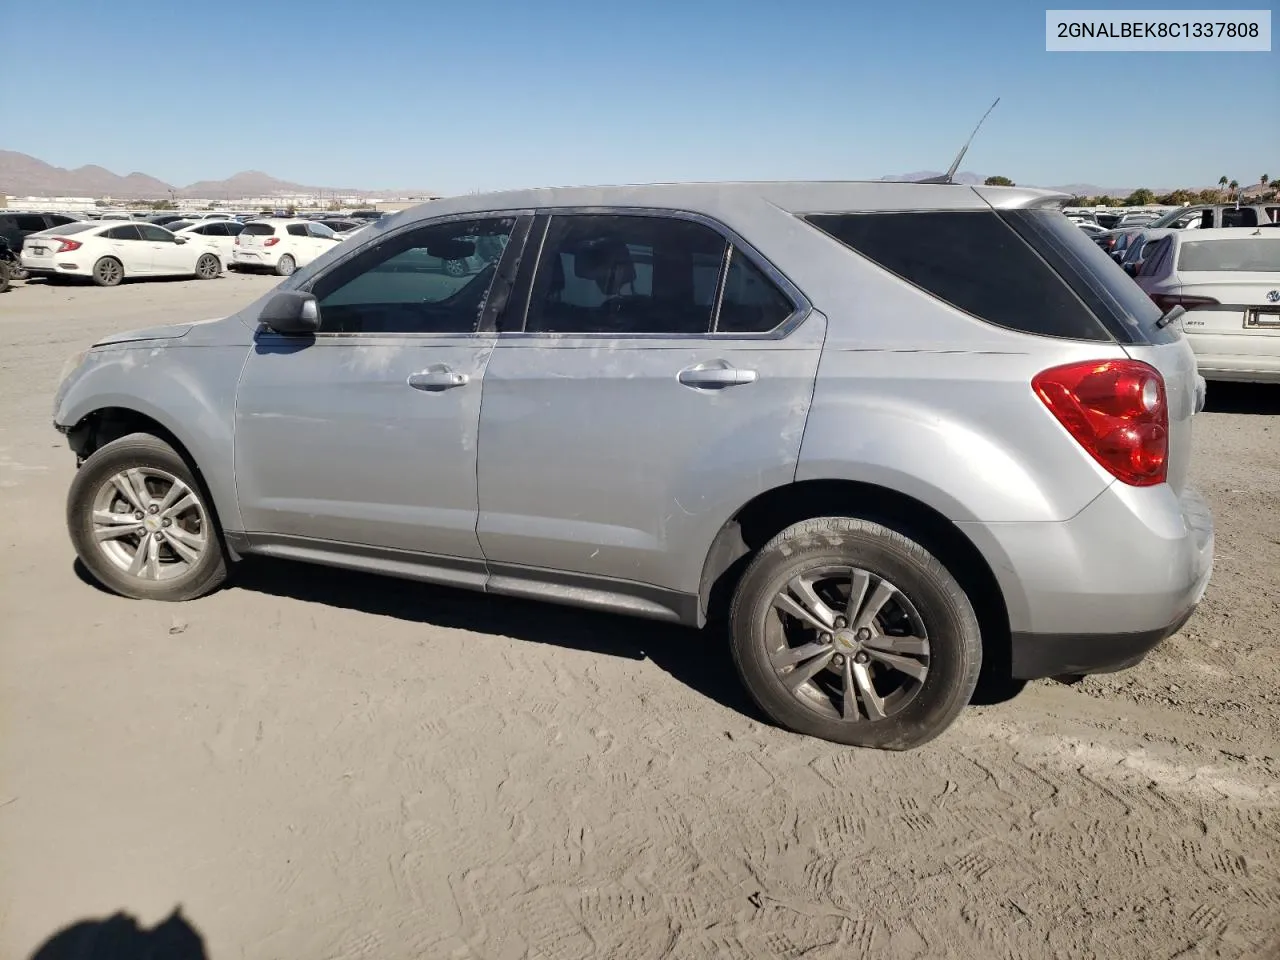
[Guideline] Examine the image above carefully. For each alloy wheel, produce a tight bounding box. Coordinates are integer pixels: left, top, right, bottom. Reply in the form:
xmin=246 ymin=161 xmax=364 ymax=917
xmin=91 ymin=467 xmax=209 ymax=581
xmin=767 ymin=565 xmax=931 ymax=722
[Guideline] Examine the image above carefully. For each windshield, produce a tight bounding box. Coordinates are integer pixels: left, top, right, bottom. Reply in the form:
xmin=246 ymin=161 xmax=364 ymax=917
xmin=1178 ymin=238 xmax=1280 ymax=273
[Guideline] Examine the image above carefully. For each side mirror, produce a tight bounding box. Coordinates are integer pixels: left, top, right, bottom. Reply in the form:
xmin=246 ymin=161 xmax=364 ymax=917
xmin=174 ymin=235 xmax=187 ymax=244
xmin=259 ymin=291 xmax=320 ymax=335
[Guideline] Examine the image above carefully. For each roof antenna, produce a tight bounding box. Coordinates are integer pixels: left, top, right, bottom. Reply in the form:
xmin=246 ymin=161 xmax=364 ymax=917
xmin=917 ymin=98 xmax=1001 ymax=184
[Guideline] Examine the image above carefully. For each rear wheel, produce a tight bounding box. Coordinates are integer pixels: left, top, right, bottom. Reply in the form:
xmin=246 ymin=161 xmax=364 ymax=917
xmin=67 ymin=433 xmax=227 ymax=601
xmin=729 ymin=517 xmax=982 ymax=750
xmin=92 ymin=256 xmax=123 ymax=287
xmin=194 ymin=253 xmax=220 ymax=279
xmin=275 ymin=254 xmax=296 ymax=277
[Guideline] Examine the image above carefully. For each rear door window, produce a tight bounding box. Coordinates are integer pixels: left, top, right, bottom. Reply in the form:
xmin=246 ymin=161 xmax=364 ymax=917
xmin=287 ymin=224 xmax=309 ymax=237
xmin=716 ymin=249 xmax=796 ymax=333
xmin=16 ymin=215 xmax=46 ymax=232
xmin=104 ymin=225 xmax=144 ymax=241
xmin=805 ymin=210 xmax=1115 ymax=342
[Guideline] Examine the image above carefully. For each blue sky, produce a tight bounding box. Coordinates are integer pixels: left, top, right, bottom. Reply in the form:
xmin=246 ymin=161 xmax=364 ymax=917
xmin=6 ymin=0 xmax=1277 ymax=193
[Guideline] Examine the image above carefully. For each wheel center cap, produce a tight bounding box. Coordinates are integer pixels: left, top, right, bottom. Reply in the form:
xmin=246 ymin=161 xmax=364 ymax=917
xmin=143 ymin=515 xmax=161 ymax=532
xmin=834 ymin=630 xmax=859 ymax=650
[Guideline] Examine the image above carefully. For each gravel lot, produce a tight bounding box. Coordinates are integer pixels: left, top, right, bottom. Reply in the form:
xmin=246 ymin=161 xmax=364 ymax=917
xmin=2 ymin=274 xmax=1278 ymax=960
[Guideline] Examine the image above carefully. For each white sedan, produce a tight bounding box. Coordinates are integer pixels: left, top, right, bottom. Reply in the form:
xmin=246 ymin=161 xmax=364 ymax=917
xmin=1136 ymin=228 xmax=1280 ymax=383
xmin=231 ymin=219 xmax=342 ymax=276
xmin=172 ymin=219 xmax=246 ymax=269
xmin=21 ymin=221 xmax=223 ymax=287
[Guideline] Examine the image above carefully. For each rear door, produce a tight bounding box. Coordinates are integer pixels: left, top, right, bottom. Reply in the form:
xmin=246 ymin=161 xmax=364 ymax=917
xmin=475 ymin=212 xmax=824 ymax=607
xmin=138 ymin=223 xmax=192 ymax=274
xmin=101 ymin=224 xmax=151 ymax=273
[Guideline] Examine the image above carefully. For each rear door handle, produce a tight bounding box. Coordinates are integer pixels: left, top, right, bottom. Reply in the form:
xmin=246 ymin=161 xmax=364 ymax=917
xmin=407 ymin=366 xmax=469 ymax=391
xmin=678 ymin=361 xmax=757 ymax=388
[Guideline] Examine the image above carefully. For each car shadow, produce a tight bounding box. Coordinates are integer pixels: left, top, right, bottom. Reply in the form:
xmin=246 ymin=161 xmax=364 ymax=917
xmin=1204 ymin=381 xmax=1280 ymax=415
xmin=231 ymin=557 xmax=768 ymax=723
xmin=27 ymin=906 xmax=206 ymax=960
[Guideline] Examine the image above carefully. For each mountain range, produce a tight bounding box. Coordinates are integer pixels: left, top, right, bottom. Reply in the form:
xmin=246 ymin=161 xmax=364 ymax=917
xmin=0 ymin=150 xmax=1196 ymax=201
xmin=0 ymin=151 xmax=429 ymax=200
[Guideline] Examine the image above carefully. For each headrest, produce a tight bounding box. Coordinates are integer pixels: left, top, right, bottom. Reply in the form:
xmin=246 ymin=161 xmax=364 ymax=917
xmin=573 ymin=237 xmax=635 ymax=295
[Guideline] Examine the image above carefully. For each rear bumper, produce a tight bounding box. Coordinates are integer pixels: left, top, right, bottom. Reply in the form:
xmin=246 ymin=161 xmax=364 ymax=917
xmin=1010 ymin=607 xmax=1198 ymax=679
xmin=1187 ymin=333 xmax=1280 ymax=383
xmin=960 ymin=483 xmax=1214 ymax=678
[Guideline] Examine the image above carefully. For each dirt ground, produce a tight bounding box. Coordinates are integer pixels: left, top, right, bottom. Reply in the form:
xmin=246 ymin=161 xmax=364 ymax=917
xmin=2 ymin=274 xmax=1278 ymax=960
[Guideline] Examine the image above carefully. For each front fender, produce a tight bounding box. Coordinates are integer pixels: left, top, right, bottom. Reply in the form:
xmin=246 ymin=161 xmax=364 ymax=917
xmin=56 ymin=343 xmax=250 ymax=533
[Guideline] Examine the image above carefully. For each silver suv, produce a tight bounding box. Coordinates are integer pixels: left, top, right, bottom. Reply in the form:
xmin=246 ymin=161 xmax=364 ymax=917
xmin=53 ymin=182 xmax=1215 ymax=750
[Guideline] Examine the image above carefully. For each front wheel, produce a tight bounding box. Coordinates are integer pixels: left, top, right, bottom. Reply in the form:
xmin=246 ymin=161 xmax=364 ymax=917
xmin=729 ymin=517 xmax=982 ymax=750
xmin=67 ymin=433 xmax=227 ymax=601
xmin=274 ymin=254 xmax=296 ymax=277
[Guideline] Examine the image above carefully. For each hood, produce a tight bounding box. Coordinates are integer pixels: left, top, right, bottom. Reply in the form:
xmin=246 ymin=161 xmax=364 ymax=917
xmin=92 ymin=317 xmax=225 ymax=348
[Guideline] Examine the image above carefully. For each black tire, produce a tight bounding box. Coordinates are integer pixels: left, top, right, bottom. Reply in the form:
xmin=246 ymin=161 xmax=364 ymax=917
xmin=67 ymin=433 xmax=227 ymax=601
xmin=274 ymin=254 xmax=296 ymax=277
xmin=194 ymin=253 xmax=220 ymax=279
xmin=729 ymin=517 xmax=982 ymax=750
xmin=92 ymin=256 xmax=124 ymax=287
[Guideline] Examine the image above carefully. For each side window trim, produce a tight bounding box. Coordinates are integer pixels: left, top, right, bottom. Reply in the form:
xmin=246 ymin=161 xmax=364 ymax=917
xmin=503 ymin=206 xmax=809 ymax=340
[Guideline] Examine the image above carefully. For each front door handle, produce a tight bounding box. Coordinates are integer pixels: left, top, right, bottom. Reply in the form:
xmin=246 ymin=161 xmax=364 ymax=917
xmin=407 ymin=366 xmax=469 ymax=391
xmin=678 ymin=360 xmax=758 ymax=389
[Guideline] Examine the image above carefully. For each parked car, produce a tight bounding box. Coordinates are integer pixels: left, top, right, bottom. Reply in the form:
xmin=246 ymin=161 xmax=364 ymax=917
xmin=21 ymin=221 xmax=222 ymax=287
xmin=147 ymin=214 xmax=188 ymax=227
xmin=231 ymin=219 xmax=342 ymax=276
xmin=1135 ymin=228 xmax=1280 ymax=383
xmin=1076 ymin=221 xmax=1106 ymax=236
xmin=1118 ymin=228 xmax=1177 ymax=276
xmin=316 ymin=218 xmax=363 ymax=235
xmin=0 ymin=212 xmax=83 ymax=276
xmin=1147 ymin=203 xmax=1280 ymax=231
xmin=51 ymin=181 xmax=1214 ymax=750
xmin=171 ymin=219 xmax=246 ymax=268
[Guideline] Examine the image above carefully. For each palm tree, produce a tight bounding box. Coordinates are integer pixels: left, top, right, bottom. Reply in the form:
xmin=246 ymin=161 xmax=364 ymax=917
xmin=1229 ymin=179 xmax=1240 ymax=208
xmin=1218 ymin=175 xmax=1229 ymax=201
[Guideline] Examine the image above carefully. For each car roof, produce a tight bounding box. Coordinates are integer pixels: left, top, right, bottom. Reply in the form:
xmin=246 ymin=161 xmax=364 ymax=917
xmin=381 ymin=180 xmax=1066 ymax=226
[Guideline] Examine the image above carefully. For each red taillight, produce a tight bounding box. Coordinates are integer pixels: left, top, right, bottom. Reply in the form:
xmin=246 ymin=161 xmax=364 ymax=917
xmin=234 ymin=236 xmax=241 ymax=246
xmin=52 ymin=237 xmax=82 ymax=253
xmin=1033 ymin=360 xmax=1168 ymax=487
xmin=263 ymin=237 xmax=279 ymax=247
xmin=1149 ymin=292 xmax=1220 ymax=313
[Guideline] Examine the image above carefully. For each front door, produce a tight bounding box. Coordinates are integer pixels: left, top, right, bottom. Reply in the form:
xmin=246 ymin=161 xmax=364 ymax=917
xmin=476 ymin=213 xmax=824 ymax=603
xmin=234 ymin=215 xmax=526 ymax=578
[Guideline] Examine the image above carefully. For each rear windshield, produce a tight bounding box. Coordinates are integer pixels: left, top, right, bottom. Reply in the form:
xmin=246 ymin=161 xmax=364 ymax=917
xmin=1178 ymin=239 xmax=1280 ymax=272
xmin=41 ymin=222 xmax=98 ymax=236
xmin=241 ymin=223 xmax=277 ymax=236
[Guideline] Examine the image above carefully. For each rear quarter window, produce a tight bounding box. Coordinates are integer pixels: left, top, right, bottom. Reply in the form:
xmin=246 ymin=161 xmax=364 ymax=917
xmin=804 ymin=210 xmax=1113 ymax=342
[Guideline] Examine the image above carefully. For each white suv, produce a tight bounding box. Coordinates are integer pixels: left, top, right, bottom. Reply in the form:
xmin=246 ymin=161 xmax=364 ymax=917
xmin=231 ymin=219 xmax=342 ymax=276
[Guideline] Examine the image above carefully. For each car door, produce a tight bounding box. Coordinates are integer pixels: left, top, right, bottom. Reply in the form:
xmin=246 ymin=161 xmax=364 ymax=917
xmin=101 ymin=224 xmax=151 ymax=273
xmin=305 ymin=222 xmax=341 ymax=262
xmin=475 ymin=212 xmax=825 ymax=609
xmin=234 ymin=214 xmax=529 ymax=582
xmin=137 ymin=223 xmax=192 ymax=274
